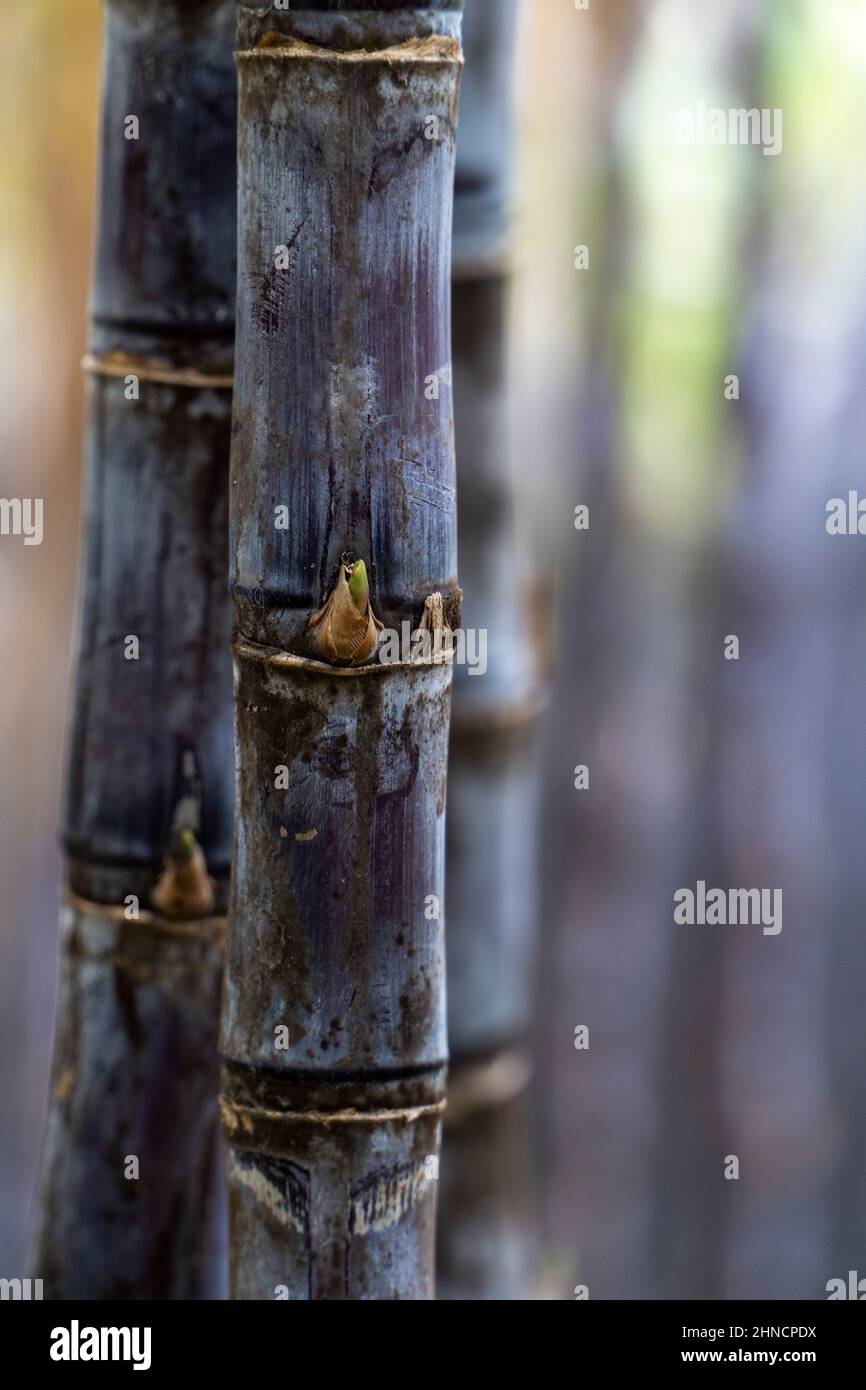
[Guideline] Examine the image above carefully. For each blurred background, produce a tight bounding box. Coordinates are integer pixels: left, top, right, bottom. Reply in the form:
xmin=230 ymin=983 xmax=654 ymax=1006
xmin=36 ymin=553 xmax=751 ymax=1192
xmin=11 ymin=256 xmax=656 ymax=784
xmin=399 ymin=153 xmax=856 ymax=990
xmin=3 ymin=0 xmax=866 ymax=1298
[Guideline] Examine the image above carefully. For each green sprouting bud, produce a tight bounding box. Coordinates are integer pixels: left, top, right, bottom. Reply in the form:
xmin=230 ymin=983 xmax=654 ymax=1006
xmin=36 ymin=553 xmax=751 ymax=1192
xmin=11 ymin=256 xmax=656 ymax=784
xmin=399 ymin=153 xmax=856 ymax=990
xmin=175 ymin=827 xmax=197 ymax=863
xmin=308 ymin=557 xmax=382 ymax=665
xmin=348 ymin=559 xmax=369 ymax=612
xmin=151 ymin=827 xmax=215 ymax=919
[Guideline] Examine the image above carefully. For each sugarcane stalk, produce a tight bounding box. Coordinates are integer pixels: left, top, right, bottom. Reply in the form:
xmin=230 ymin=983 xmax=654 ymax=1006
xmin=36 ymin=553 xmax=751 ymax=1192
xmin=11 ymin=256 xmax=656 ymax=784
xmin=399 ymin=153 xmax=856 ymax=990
xmin=31 ymin=0 xmax=236 ymax=1299
xmin=532 ymin=1 xmax=664 ymax=1298
xmin=220 ymin=1 xmax=462 ymax=1301
xmin=437 ymin=0 xmax=544 ymax=1300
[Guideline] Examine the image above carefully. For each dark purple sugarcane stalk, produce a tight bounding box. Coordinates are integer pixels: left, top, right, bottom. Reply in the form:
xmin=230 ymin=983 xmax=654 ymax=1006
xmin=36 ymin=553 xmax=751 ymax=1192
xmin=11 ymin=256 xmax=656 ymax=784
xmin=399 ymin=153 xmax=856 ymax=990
xmin=221 ymin=2 xmax=463 ymax=1300
xmin=437 ymin=0 xmax=543 ymax=1300
xmin=32 ymin=0 xmax=236 ymax=1299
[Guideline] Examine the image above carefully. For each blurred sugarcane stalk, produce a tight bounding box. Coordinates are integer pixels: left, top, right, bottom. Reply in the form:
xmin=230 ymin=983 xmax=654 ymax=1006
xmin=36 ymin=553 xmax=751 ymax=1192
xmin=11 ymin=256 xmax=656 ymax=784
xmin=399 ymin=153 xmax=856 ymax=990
xmin=436 ymin=0 xmax=544 ymax=1301
xmin=220 ymin=1 xmax=463 ymax=1300
xmin=664 ymin=0 xmax=859 ymax=1299
xmin=31 ymin=0 xmax=236 ymax=1299
xmin=651 ymin=0 xmax=774 ymax=1301
xmin=534 ymin=0 xmax=650 ymax=1298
